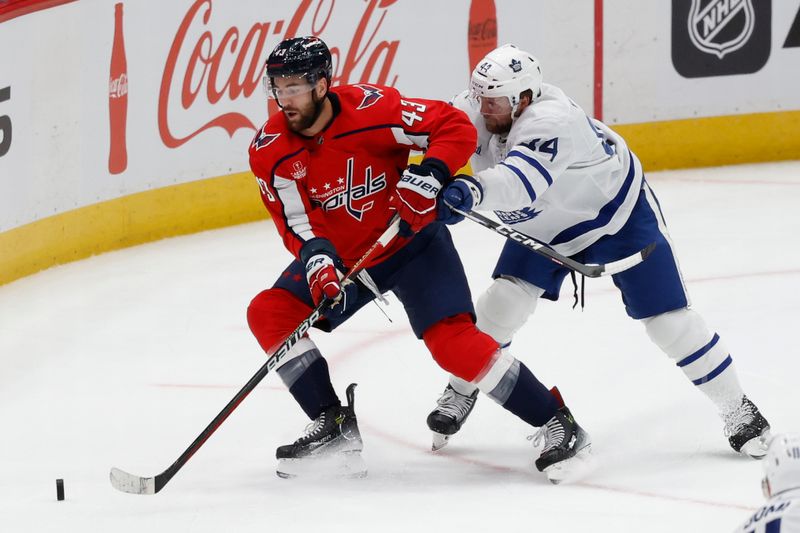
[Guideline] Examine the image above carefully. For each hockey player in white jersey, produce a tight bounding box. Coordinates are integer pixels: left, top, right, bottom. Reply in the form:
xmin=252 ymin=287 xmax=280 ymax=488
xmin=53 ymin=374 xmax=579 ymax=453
xmin=734 ymin=434 xmax=800 ymax=532
xmin=427 ymin=43 xmax=771 ymax=459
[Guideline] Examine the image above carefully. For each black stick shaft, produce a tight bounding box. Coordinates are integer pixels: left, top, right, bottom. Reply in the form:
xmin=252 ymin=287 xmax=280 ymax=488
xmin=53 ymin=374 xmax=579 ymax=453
xmin=451 ymin=207 xmax=653 ymax=278
xmin=146 ymin=216 xmax=400 ymax=493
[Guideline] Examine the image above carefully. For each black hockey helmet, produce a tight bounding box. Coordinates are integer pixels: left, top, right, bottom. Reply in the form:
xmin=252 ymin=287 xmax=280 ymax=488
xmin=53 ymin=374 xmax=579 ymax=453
xmin=265 ymin=36 xmax=333 ymax=88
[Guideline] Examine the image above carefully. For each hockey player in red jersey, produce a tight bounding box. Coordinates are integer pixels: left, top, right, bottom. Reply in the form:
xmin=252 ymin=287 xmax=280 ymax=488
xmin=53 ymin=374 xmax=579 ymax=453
xmin=246 ymin=36 xmax=590 ymax=482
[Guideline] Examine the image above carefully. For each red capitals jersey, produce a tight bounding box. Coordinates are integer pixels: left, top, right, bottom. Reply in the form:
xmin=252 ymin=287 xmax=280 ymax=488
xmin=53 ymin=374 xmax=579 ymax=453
xmin=248 ymin=84 xmax=477 ymax=268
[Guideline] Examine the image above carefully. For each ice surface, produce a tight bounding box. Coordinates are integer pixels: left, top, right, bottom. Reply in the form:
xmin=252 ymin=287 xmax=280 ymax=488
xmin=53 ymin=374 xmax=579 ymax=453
xmin=1 ymin=161 xmax=799 ymax=532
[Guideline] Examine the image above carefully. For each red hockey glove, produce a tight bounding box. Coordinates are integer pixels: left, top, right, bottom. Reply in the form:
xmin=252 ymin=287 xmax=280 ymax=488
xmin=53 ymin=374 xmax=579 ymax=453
xmin=300 ymin=238 xmax=357 ymax=318
xmin=305 ymin=253 xmax=342 ymax=305
xmin=390 ymin=160 xmax=449 ymax=236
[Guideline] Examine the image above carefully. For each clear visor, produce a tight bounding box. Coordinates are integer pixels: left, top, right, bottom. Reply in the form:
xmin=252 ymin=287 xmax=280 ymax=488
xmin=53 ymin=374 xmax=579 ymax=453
xmin=468 ymin=80 xmax=513 ymax=116
xmin=262 ymin=74 xmax=315 ymax=101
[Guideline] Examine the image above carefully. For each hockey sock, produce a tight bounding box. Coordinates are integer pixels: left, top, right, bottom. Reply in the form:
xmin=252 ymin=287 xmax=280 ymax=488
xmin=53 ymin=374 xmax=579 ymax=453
xmin=497 ymin=362 xmax=559 ymax=427
xmin=644 ymin=309 xmax=746 ymax=412
xmin=694 ymin=358 xmax=745 ymax=413
xmin=280 ymin=354 xmax=340 ymax=419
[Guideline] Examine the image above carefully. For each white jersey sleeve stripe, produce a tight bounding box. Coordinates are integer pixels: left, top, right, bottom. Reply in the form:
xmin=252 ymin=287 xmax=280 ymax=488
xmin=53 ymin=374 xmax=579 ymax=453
xmin=507 ymin=149 xmax=554 ymax=185
xmin=390 ymin=127 xmax=430 ymax=150
xmin=499 ymin=162 xmax=538 ymax=202
xmin=275 ymin=174 xmax=316 ymax=242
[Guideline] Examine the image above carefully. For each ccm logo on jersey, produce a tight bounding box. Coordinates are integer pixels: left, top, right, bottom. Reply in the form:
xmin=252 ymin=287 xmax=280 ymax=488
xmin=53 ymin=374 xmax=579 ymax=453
xmin=354 ymin=84 xmax=383 ymax=110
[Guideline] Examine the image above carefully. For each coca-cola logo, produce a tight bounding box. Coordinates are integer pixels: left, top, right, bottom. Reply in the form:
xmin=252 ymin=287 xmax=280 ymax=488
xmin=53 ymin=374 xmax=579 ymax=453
xmin=109 ymin=74 xmax=128 ymax=98
xmin=159 ymin=0 xmax=401 ymax=149
xmin=0 ymin=86 xmax=11 ymax=158
xmin=469 ymin=17 xmax=496 ymax=43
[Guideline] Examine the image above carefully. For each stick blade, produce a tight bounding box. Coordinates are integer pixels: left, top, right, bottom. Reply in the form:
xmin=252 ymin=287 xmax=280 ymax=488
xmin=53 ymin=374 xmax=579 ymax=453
xmin=599 ymin=242 xmax=657 ymax=276
xmin=110 ymin=467 xmax=156 ymax=495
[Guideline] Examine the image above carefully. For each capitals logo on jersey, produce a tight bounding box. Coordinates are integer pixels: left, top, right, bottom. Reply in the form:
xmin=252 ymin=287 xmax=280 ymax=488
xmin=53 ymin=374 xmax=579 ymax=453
xmin=313 ymin=157 xmax=387 ymax=221
xmin=252 ymin=129 xmax=281 ymax=151
xmin=354 ymin=84 xmax=384 ymax=110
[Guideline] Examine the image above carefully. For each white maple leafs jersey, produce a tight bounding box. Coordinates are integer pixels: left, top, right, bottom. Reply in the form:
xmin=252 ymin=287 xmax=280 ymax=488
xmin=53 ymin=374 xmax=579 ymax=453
xmin=453 ymin=83 xmax=644 ymax=257
xmin=734 ymin=490 xmax=800 ymax=532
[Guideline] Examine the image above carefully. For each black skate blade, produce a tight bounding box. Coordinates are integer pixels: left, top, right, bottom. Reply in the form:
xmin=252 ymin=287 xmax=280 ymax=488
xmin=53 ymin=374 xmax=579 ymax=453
xmin=276 ymin=451 xmax=367 ymax=480
xmin=543 ymin=444 xmax=594 ymax=485
xmin=431 ymin=432 xmax=450 ymax=452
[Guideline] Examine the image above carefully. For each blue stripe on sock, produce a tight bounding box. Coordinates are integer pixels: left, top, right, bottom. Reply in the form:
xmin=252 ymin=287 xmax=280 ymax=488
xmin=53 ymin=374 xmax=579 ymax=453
xmin=677 ymin=333 xmax=720 ymax=367
xmin=692 ymin=355 xmax=732 ymax=386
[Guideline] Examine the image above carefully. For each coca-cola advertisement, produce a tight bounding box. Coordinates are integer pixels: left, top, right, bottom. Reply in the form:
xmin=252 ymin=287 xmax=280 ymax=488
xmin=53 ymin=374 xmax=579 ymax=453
xmin=157 ymin=0 xmax=406 ymax=150
xmin=108 ymin=2 xmax=128 ymax=174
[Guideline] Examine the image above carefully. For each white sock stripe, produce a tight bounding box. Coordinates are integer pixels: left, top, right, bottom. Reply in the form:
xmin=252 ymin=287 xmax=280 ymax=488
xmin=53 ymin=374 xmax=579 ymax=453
xmin=474 ymin=349 xmax=516 ymax=393
xmin=486 ymin=359 xmax=521 ymax=405
xmin=275 ymin=345 xmax=322 ymax=388
xmin=274 ymin=337 xmax=316 ymax=369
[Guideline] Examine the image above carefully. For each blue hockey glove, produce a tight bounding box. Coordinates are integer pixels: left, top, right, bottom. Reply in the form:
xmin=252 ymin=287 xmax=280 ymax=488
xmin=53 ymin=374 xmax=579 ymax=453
xmin=437 ymin=175 xmax=483 ymax=225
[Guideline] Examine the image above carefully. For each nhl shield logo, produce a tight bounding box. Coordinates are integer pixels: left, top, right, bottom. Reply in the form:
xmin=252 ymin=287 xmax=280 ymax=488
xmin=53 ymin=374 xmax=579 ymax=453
xmin=688 ymin=0 xmax=755 ymax=58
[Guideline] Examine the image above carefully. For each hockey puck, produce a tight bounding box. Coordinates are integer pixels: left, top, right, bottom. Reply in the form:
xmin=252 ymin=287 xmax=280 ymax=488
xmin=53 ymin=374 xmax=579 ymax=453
xmin=56 ymin=479 xmax=64 ymax=501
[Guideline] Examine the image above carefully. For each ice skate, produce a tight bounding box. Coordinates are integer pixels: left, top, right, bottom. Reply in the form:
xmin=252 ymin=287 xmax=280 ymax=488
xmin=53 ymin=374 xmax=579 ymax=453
xmin=530 ymin=388 xmax=592 ymax=484
xmin=723 ymin=396 xmax=771 ymax=459
xmin=276 ymin=383 xmax=366 ymax=479
xmin=426 ymin=385 xmax=479 ymax=451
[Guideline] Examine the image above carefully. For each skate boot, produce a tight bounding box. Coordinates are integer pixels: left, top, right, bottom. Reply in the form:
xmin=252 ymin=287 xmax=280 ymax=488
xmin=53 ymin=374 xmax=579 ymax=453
xmin=723 ymin=396 xmax=771 ymax=459
xmin=426 ymin=385 xmax=479 ymax=451
xmin=276 ymin=383 xmax=366 ymax=479
xmin=531 ymin=388 xmax=592 ymax=484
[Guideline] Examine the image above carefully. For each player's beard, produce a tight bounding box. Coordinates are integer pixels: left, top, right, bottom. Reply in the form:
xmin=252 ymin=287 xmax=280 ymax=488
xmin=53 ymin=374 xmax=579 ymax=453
xmin=483 ymin=113 xmax=513 ymax=135
xmin=283 ymin=92 xmax=326 ymax=133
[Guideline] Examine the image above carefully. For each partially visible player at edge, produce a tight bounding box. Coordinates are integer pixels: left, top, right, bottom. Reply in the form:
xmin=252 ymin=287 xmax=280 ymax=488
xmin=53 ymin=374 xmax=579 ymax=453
xmin=246 ymin=36 xmax=591 ymax=482
xmin=428 ymin=43 xmax=771 ymax=459
xmin=733 ymin=434 xmax=800 ymax=532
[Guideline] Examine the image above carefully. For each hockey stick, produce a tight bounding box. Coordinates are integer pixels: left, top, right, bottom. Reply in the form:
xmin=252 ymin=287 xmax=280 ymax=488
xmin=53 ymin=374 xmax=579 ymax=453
xmin=110 ymin=215 xmax=401 ymax=495
xmin=449 ymin=205 xmax=655 ymax=277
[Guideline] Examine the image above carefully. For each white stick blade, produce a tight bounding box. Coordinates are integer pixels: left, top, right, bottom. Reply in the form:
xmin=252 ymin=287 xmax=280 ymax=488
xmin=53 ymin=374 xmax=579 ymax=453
xmin=601 ymin=252 xmax=646 ymax=276
xmin=110 ymin=467 xmax=156 ymax=494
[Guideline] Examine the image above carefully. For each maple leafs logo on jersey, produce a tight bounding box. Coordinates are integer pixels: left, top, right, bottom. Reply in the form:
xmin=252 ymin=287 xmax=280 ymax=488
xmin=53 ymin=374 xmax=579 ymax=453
xmin=495 ymin=206 xmax=541 ymax=225
xmin=252 ymin=128 xmax=280 ymax=151
xmin=509 ymin=59 xmax=522 ymax=73
xmin=354 ymin=84 xmax=384 ymax=110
